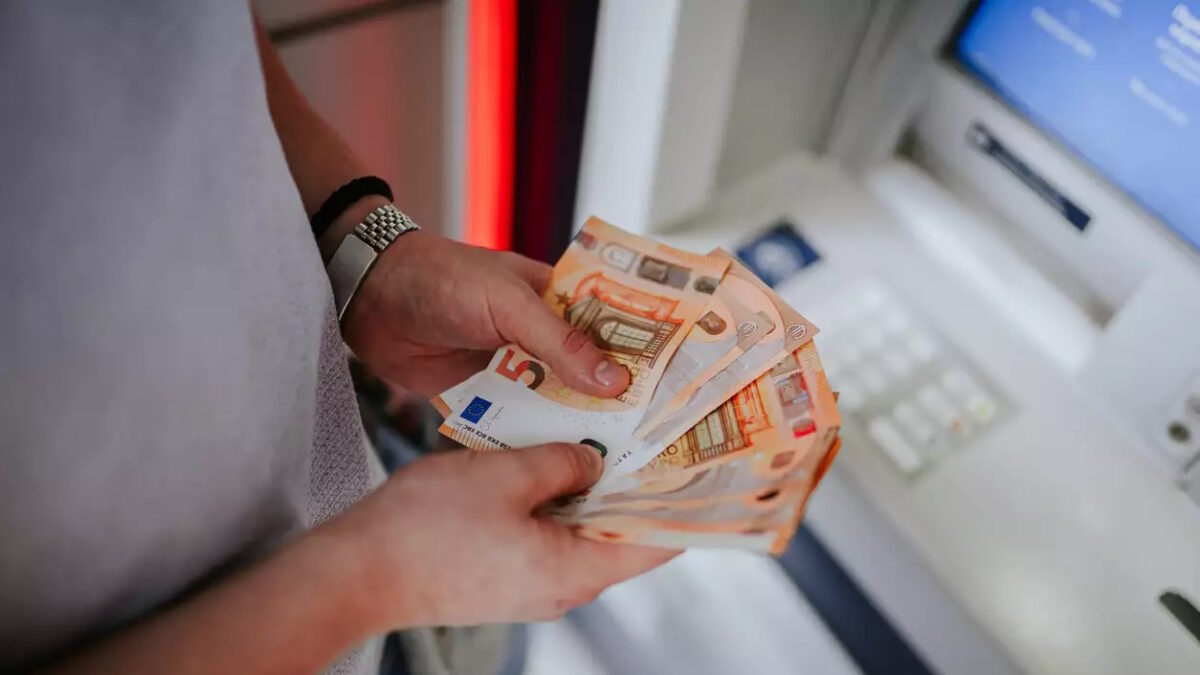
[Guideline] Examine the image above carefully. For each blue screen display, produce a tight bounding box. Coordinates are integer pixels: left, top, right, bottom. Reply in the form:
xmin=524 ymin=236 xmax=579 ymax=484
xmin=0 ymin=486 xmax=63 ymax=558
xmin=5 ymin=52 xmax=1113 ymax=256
xmin=955 ymin=0 xmax=1200 ymax=253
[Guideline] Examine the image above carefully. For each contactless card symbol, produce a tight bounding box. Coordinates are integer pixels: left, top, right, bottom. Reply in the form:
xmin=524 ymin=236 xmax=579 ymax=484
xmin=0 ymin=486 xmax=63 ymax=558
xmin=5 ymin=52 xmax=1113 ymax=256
xmin=736 ymin=220 xmax=821 ymax=288
xmin=461 ymin=397 xmax=493 ymax=424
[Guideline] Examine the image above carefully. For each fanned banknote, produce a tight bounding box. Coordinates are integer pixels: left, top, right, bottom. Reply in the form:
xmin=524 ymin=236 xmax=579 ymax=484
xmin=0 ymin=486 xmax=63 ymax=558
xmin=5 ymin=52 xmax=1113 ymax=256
xmin=435 ymin=218 xmax=841 ymax=554
xmin=640 ymin=339 xmax=837 ymax=476
xmin=554 ymin=342 xmax=840 ymax=512
xmin=558 ymin=370 xmax=841 ymax=555
xmin=606 ymin=253 xmax=820 ymax=476
xmin=634 ymin=251 xmax=780 ymax=432
xmin=564 ymin=438 xmax=841 ymax=555
xmin=438 ymin=217 xmax=729 ymax=470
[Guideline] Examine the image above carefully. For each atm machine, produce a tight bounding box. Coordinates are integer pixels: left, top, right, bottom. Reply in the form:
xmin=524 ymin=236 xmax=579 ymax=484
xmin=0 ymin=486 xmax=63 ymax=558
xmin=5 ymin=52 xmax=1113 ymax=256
xmin=569 ymin=1 xmax=1200 ymax=673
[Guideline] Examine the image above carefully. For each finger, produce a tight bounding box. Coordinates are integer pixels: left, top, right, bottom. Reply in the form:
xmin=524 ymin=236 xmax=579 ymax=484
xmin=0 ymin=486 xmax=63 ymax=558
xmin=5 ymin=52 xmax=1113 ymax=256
xmin=491 ymin=442 xmax=603 ymax=507
xmin=554 ymin=534 xmax=682 ymax=588
xmin=492 ymin=286 xmax=630 ymax=398
xmin=501 ymin=252 xmax=553 ymax=294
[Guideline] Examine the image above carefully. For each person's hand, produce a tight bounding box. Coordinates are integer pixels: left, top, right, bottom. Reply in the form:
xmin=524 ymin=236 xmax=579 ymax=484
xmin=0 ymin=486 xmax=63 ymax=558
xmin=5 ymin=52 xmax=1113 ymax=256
xmin=341 ymin=229 xmax=631 ymax=397
xmin=337 ymin=442 xmax=679 ymax=627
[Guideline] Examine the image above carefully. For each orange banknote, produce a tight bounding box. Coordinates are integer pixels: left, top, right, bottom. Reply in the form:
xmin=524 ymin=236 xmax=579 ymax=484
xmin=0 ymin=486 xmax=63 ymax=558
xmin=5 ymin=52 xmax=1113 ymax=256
xmin=619 ymin=258 xmax=820 ymax=475
xmin=564 ymin=437 xmax=842 ymax=555
xmin=435 ymin=218 xmax=842 ymax=552
xmin=557 ymin=342 xmax=839 ymax=513
xmin=642 ymin=340 xmax=837 ymax=475
xmin=437 ymin=217 xmax=729 ymax=470
xmin=633 ymin=248 xmax=782 ymax=429
xmin=634 ymin=251 xmax=780 ymax=435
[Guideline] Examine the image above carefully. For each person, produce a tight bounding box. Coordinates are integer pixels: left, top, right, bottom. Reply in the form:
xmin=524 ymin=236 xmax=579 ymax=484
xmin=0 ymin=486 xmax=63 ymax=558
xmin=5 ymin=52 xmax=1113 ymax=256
xmin=0 ymin=2 xmax=676 ymax=673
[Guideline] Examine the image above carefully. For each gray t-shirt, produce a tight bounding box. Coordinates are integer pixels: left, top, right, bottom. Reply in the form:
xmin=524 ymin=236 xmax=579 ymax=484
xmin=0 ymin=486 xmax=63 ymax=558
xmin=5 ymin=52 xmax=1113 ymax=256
xmin=0 ymin=2 xmax=379 ymax=671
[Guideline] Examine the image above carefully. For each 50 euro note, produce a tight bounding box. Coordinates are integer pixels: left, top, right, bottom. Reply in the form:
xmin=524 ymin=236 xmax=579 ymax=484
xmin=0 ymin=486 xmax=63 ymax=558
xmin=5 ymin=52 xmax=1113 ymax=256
xmin=634 ymin=250 xmax=781 ymax=436
xmin=555 ymin=341 xmax=840 ymax=514
xmin=431 ymin=256 xmax=777 ymax=422
xmin=562 ymin=437 xmax=842 ymax=555
xmin=552 ymin=352 xmax=842 ymax=554
xmin=639 ymin=339 xmax=837 ymax=477
xmin=433 ymin=251 xmax=779 ymax=466
xmin=437 ymin=217 xmax=729 ymax=471
xmin=604 ymin=253 xmax=819 ymax=476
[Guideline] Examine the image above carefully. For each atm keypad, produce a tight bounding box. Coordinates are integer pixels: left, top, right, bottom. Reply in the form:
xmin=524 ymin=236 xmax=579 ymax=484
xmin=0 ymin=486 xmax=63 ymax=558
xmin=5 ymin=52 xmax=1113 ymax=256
xmin=806 ymin=281 xmax=1007 ymax=478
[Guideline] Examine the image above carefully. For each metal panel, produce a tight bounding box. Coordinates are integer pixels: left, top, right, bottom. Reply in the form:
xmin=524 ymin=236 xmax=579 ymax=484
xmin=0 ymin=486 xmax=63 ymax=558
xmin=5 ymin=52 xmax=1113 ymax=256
xmin=716 ymin=0 xmax=875 ymax=189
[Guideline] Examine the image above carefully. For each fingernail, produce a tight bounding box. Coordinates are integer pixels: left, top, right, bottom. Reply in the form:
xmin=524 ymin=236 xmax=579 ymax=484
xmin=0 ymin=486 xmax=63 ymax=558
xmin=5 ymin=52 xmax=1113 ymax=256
xmin=578 ymin=439 xmax=608 ymax=461
xmin=576 ymin=442 xmax=605 ymax=476
xmin=593 ymin=359 xmax=624 ymax=388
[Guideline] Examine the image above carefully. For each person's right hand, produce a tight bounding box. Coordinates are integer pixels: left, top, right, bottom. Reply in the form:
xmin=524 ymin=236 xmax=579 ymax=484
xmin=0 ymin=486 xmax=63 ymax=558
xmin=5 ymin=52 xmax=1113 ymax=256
xmin=335 ymin=442 xmax=679 ymax=629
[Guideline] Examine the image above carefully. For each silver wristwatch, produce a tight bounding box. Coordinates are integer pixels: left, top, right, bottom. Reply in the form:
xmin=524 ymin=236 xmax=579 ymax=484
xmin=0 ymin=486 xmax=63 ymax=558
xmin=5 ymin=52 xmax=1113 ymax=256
xmin=326 ymin=203 xmax=420 ymax=321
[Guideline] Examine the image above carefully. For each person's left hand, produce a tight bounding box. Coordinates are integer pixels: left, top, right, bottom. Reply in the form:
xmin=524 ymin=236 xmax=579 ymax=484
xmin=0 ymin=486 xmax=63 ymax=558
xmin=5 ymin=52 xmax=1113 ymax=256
xmin=341 ymin=229 xmax=630 ymax=398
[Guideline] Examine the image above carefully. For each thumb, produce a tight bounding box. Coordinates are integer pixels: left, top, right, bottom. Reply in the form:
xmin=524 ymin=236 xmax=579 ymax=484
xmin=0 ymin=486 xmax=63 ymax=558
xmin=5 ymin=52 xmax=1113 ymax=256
xmin=496 ymin=287 xmax=630 ymax=398
xmin=496 ymin=443 xmax=604 ymax=507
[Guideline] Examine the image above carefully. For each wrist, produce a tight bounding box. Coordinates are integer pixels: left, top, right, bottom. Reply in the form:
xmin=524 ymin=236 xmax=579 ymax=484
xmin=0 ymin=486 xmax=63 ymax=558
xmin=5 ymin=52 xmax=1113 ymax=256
xmin=296 ymin=504 xmax=411 ymax=635
xmin=339 ymin=225 xmax=432 ymax=341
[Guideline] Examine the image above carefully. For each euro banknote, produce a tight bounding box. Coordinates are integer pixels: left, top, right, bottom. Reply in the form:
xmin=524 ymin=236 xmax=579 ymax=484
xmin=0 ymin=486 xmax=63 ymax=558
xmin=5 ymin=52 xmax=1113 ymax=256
xmin=562 ymin=438 xmax=841 ymax=555
xmin=559 ymin=414 xmax=841 ymax=554
xmin=437 ymin=217 xmax=729 ymax=470
xmin=554 ymin=342 xmax=840 ymax=513
xmin=634 ymin=251 xmax=780 ymax=432
xmin=435 ymin=218 xmax=841 ymax=554
xmin=634 ymin=251 xmax=814 ymax=434
xmin=610 ymin=254 xmax=820 ymax=475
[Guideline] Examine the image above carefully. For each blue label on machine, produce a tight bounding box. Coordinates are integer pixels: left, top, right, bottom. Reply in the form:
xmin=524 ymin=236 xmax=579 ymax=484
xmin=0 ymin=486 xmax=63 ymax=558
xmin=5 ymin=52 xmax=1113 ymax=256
xmin=736 ymin=220 xmax=822 ymax=288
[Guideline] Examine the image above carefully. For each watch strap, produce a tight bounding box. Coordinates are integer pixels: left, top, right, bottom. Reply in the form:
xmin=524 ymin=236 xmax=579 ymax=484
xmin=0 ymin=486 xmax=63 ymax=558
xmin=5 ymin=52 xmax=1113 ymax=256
xmin=327 ymin=203 xmax=420 ymax=321
xmin=355 ymin=203 xmax=419 ymax=253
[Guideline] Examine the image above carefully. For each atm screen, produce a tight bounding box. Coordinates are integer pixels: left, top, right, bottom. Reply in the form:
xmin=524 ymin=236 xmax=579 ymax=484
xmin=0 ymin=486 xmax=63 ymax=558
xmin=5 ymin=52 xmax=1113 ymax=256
xmin=954 ymin=0 xmax=1200 ymax=253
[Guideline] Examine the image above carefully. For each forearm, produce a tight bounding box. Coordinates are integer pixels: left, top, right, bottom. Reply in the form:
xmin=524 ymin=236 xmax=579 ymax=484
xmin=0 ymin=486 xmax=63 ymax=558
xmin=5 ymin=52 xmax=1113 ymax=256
xmin=42 ymin=517 xmax=390 ymax=675
xmin=253 ymin=16 xmax=380 ymax=259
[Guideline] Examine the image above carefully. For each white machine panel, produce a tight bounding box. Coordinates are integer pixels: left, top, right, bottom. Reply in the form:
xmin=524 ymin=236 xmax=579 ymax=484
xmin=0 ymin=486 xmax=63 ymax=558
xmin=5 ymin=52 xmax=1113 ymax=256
xmin=659 ymin=153 xmax=1200 ymax=675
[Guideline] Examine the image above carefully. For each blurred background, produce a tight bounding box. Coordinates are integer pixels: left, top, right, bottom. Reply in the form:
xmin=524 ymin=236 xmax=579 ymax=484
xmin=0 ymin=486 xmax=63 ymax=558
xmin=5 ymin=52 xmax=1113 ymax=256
xmin=257 ymin=1 xmax=1200 ymax=673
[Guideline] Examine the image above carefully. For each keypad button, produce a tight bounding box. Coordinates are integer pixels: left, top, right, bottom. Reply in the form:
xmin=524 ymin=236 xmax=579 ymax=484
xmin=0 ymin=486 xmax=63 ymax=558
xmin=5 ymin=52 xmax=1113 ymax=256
xmin=838 ymin=379 xmax=867 ymax=412
xmin=893 ymin=404 xmax=939 ymax=448
xmin=840 ymin=341 xmax=866 ymax=367
xmin=966 ymin=393 xmax=998 ymax=425
xmin=893 ymin=400 xmax=923 ymax=426
xmin=859 ymin=365 xmax=889 ymax=394
xmin=915 ymin=427 xmax=954 ymax=458
xmin=883 ymin=350 xmax=916 ymax=379
xmin=906 ymin=332 xmax=940 ymax=364
xmin=906 ymin=419 xmax=941 ymax=449
xmin=946 ymin=414 xmax=973 ymax=438
xmin=941 ymin=369 xmax=980 ymax=396
xmin=868 ymin=417 xmax=923 ymax=475
xmin=918 ymin=385 xmax=959 ymax=429
xmin=861 ymin=326 xmax=888 ymax=354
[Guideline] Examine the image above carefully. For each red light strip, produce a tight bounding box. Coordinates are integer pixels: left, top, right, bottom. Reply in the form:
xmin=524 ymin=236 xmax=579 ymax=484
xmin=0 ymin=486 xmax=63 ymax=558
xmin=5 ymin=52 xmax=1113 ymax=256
xmin=465 ymin=0 xmax=516 ymax=250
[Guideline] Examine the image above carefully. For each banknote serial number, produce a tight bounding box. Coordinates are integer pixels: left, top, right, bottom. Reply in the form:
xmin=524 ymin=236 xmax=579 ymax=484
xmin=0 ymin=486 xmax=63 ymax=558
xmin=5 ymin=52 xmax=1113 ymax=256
xmin=461 ymin=425 xmax=511 ymax=449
